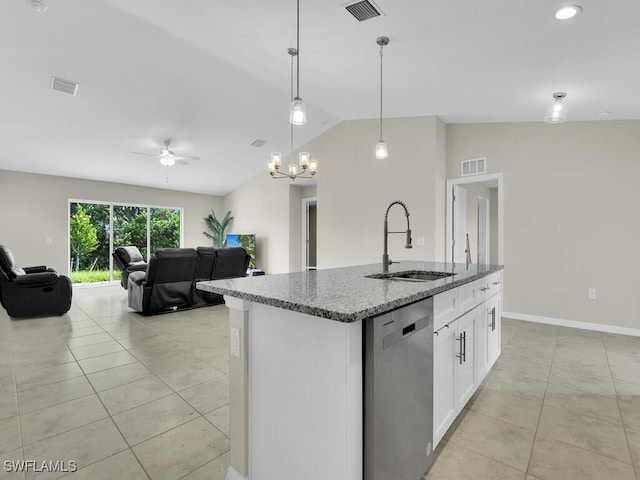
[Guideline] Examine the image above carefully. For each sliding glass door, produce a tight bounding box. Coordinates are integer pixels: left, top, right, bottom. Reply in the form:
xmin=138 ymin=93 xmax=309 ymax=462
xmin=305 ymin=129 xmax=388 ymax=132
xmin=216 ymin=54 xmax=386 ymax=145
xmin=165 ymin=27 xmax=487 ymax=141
xmin=69 ymin=201 xmax=182 ymax=284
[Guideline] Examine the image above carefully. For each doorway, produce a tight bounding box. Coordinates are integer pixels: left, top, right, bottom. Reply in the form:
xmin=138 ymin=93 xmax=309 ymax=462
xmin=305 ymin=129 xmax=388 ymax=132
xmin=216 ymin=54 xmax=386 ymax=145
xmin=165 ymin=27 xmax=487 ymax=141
xmin=445 ymin=173 xmax=503 ymax=265
xmin=301 ymin=197 xmax=317 ymax=271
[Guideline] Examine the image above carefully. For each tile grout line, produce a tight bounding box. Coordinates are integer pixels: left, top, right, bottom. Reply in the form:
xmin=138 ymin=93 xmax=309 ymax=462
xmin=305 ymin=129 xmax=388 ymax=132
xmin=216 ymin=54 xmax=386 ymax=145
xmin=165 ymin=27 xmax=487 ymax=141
xmin=603 ymin=339 xmax=640 ymax=480
xmin=522 ymin=323 xmax=557 ymax=479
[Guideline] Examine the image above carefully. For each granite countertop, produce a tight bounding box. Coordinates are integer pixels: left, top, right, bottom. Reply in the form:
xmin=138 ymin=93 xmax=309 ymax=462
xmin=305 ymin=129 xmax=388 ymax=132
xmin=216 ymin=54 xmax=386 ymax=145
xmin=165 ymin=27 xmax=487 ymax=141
xmin=197 ymin=261 xmax=503 ymax=323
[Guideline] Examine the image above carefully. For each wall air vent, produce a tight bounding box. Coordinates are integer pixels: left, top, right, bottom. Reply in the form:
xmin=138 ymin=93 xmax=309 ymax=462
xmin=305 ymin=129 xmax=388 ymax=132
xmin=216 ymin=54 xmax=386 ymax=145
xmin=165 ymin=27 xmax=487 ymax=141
xmin=461 ymin=157 xmax=486 ymax=177
xmin=345 ymin=0 xmax=382 ymax=21
xmin=251 ymin=139 xmax=267 ymax=148
xmin=50 ymin=76 xmax=79 ymax=96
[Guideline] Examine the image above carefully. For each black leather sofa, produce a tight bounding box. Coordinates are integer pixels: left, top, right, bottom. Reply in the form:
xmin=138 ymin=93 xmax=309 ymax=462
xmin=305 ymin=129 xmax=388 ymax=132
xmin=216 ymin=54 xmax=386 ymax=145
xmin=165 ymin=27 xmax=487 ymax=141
xmin=128 ymin=247 xmax=250 ymax=315
xmin=0 ymin=245 xmax=72 ymax=317
xmin=112 ymin=246 xmax=148 ymax=289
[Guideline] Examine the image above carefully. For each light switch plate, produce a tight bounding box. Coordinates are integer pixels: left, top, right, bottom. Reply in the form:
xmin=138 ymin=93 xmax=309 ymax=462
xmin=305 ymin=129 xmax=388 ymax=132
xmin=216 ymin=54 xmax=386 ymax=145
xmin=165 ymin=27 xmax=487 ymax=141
xmin=230 ymin=327 xmax=241 ymax=358
xmin=588 ymin=288 xmax=596 ymax=300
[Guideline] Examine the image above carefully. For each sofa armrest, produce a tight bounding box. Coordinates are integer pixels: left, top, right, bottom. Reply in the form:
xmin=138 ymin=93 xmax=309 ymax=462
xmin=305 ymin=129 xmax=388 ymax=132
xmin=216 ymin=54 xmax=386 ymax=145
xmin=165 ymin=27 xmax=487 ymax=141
xmin=128 ymin=270 xmax=147 ymax=287
xmin=23 ymin=265 xmax=48 ymax=274
xmin=13 ymin=271 xmax=59 ymax=286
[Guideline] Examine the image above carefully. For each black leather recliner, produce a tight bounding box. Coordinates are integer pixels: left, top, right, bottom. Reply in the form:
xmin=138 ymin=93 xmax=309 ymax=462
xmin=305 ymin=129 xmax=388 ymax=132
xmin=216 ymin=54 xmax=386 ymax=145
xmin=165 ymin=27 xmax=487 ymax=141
xmin=0 ymin=245 xmax=72 ymax=317
xmin=128 ymin=248 xmax=198 ymax=315
xmin=112 ymin=246 xmax=147 ymax=289
xmin=192 ymin=247 xmax=250 ymax=307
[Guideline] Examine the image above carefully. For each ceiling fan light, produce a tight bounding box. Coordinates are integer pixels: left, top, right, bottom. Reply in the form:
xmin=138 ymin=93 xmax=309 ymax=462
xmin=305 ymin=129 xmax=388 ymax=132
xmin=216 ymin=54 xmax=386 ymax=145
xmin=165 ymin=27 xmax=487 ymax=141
xmin=160 ymin=156 xmax=176 ymax=166
xmin=290 ymin=97 xmax=307 ymax=125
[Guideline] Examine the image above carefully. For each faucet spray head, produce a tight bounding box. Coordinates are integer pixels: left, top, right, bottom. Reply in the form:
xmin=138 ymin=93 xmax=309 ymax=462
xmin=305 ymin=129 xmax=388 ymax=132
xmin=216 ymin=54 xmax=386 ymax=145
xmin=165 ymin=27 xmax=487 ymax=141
xmin=405 ymin=229 xmax=413 ymax=249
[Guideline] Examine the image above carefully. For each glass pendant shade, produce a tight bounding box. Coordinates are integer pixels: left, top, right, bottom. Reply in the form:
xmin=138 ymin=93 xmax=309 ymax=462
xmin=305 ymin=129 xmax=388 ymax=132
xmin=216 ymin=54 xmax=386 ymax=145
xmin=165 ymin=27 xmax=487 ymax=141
xmin=298 ymin=152 xmax=310 ymax=168
xmin=309 ymin=159 xmax=318 ymax=175
xmin=544 ymin=93 xmax=568 ymax=124
xmin=271 ymin=152 xmax=282 ymax=169
xmin=289 ymin=97 xmax=307 ymax=125
xmin=375 ymin=140 xmax=388 ymax=159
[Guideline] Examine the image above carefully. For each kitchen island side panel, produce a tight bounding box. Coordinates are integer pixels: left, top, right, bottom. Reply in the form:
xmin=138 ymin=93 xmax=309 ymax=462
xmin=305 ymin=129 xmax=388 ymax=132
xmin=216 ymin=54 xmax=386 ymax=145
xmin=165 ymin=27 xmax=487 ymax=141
xmin=249 ymin=301 xmax=363 ymax=480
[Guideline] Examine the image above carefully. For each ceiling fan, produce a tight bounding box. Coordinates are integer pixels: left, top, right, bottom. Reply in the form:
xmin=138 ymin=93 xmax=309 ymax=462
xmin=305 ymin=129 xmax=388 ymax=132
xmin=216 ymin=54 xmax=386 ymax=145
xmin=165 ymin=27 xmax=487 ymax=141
xmin=131 ymin=139 xmax=200 ymax=166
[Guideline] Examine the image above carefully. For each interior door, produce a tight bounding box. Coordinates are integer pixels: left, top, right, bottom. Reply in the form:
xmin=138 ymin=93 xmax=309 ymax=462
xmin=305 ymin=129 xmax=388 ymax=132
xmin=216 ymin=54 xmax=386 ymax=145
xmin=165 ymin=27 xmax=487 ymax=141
xmin=477 ymin=197 xmax=490 ymax=265
xmin=452 ymin=185 xmax=467 ymax=263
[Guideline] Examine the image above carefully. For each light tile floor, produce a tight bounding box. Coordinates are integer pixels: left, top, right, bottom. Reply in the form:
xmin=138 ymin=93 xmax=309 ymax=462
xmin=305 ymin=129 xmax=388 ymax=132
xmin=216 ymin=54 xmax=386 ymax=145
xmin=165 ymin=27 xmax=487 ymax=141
xmin=0 ymin=285 xmax=231 ymax=480
xmin=2 ymin=285 xmax=639 ymax=480
xmin=424 ymin=318 xmax=640 ymax=480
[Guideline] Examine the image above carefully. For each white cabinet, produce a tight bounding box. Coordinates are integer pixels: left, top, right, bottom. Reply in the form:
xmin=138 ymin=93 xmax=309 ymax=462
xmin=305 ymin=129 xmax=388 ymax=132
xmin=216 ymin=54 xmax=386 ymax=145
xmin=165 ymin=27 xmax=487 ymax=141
xmin=433 ymin=272 xmax=502 ymax=448
xmin=433 ymin=308 xmax=477 ymax=446
xmin=456 ymin=309 xmax=476 ymax=407
xmin=433 ymin=322 xmax=457 ymax=446
xmin=486 ymin=293 xmax=501 ymax=366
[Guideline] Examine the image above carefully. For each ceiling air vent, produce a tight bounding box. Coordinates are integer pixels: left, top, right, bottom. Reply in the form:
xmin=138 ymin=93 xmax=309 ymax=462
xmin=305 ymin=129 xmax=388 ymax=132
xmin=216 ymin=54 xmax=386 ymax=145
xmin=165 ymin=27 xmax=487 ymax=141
xmin=345 ymin=0 xmax=382 ymax=21
xmin=50 ymin=76 xmax=79 ymax=96
xmin=251 ymin=139 xmax=267 ymax=148
xmin=461 ymin=157 xmax=486 ymax=177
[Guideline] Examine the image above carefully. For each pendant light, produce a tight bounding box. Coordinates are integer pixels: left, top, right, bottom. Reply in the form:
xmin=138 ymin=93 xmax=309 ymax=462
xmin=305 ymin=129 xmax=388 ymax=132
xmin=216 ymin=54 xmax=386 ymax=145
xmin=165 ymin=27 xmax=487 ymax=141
xmin=544 ymin=92 xmax=568 ymax=123
xmin=375 ymin=36 xmax=389 ymax=159
xmin=289 ymin=0 xmax=306 ymax=125
xmin=268 ymin=48 xmax=317 ymax=180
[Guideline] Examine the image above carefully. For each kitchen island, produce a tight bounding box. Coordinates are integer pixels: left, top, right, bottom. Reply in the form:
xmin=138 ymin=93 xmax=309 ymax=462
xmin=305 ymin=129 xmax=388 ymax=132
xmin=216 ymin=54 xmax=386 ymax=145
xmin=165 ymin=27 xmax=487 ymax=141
xmin=197 ymin=261 xmax=503 ymax=480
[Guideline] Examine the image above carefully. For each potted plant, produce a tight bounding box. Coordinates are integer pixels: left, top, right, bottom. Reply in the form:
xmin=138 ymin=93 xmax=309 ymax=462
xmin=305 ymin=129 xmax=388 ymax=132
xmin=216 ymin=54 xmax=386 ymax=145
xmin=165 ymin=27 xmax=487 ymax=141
xmin=203 ymin=210 xmax=233 ymax=247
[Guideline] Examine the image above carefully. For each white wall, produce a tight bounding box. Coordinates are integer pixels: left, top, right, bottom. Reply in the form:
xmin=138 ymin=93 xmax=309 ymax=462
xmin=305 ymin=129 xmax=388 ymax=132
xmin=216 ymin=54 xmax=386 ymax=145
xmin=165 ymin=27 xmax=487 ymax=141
xmin=0 ymin=169 xmax=222 ymax=275
xmin=446 ymin=120 xmax=640 ymax=329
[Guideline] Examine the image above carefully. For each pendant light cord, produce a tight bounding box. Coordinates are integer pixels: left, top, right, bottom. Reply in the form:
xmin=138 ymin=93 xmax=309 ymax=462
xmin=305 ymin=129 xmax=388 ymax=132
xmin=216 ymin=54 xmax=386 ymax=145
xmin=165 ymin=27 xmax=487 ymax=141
xmin=379 ymin=44 xmax=384 ymax=139
xmin=296 ymin=0 xmax=300 ymax=99
xmin=290 ymin=52 xmax=295 ymax=154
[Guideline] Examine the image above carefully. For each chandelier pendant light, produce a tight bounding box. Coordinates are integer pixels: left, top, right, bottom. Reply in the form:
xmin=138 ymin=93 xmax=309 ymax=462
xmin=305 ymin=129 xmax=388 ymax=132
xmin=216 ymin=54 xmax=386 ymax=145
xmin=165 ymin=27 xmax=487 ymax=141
xmin=375 ymin=36 xmax=390 ymax=159
xmin=544 ymin=92 xmax=568 ymax=123
xmin=289 ymin=0 xmax=306 ymax=125
xmin=268 ymin=48 xmax=317 ymax=180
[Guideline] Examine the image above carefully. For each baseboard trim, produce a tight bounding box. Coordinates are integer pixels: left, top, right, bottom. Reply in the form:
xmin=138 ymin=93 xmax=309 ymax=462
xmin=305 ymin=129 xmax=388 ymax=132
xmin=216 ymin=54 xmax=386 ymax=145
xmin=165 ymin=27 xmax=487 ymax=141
xmin=502 ymin=311 xmax=640 ymax=338
xmin=227 ymin=466 xmax=248 ymax=480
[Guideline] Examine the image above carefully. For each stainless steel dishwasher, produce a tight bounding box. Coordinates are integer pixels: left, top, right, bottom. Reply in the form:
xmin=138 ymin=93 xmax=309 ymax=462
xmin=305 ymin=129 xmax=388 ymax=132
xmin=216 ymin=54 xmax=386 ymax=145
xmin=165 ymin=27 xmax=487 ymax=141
xmin=364 ymin=298 xmax=434 ymax=480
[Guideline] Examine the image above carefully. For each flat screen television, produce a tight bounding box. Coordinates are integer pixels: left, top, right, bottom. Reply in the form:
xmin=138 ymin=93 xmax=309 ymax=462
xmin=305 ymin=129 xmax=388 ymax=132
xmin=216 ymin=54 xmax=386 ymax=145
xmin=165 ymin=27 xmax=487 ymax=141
xmin=225 ymin=233 xmax=256 ymax=268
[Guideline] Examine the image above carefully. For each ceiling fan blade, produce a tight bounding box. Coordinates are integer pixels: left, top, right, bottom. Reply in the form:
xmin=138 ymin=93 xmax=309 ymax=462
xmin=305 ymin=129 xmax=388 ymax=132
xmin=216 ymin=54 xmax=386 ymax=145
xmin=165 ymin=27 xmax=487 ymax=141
xmin=174 ymin=155 xmax=200 ymax=161
xmin=175 ymin=159 xmax=190 ymax=166
xmin=131 ymin=151 xmax=160 ymax=157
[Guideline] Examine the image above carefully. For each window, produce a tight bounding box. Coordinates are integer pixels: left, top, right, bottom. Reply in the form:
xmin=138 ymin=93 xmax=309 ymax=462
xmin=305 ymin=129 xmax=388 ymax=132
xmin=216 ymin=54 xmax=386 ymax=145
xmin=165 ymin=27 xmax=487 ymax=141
xmin=69 ymin=200 xmax=182 ymax=284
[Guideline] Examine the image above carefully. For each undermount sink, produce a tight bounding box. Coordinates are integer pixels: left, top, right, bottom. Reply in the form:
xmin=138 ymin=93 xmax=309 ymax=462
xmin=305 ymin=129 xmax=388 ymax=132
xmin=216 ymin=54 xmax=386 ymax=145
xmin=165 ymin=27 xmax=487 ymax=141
xmin=366 ymin=270 xmax=456 ymax=282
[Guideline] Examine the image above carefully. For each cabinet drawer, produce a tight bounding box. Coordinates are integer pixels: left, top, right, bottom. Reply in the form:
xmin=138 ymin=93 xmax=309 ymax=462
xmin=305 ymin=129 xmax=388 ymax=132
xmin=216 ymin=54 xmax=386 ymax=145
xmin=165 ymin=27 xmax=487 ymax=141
xmin=458 ymin=280 xmax=481 ymax=314
xmin=477 ymin=271 xmax=502 ymax=300
xmin=434 ymin=289 xmax=458 ymax=330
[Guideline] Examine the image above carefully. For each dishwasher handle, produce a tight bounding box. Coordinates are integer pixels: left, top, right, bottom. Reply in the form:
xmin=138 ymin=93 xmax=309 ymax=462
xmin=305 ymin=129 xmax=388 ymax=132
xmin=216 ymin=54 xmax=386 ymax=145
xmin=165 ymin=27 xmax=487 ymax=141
xmin=382 ymin=316 xmax=430 ymax=350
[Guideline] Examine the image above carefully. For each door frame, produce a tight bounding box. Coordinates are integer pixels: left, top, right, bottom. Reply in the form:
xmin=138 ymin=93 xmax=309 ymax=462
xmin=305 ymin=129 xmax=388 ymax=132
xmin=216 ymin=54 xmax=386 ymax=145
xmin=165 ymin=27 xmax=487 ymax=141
xmin=445 ymin=173 xmax=503 ymax=265
xmin=301 ymin=197 xmax=317 ymax=271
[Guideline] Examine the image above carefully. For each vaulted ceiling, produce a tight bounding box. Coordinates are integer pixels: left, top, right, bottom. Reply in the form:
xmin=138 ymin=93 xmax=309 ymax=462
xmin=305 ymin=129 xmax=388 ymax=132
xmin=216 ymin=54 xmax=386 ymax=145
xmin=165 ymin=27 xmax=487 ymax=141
xmin=1 ymin=0 xmax=638 ymax=195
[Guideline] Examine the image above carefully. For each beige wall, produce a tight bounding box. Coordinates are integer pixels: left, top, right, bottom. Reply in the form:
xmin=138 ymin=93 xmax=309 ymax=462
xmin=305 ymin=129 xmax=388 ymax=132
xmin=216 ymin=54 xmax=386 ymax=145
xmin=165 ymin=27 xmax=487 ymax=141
xmin=446 ymin=121 xmax=640 ymax=329
xmin=0 ymin=169 xmax=221 ymax=275
xmin=222 ymin=172 xmax=291 ymax=274
xmin=314 ymin=116 xmax=446 ymax=268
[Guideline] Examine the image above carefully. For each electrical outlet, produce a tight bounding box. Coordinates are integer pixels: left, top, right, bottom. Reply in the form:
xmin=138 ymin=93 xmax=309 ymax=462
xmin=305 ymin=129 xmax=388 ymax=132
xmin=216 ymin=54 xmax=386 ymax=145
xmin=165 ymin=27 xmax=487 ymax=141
xmin=230 ymin=327 xmax=241 ymax=358
xmin=46 ymin=236 xmax=52 ymax=244
xmin=588 ymin=288 xmax=596 ymax=300
xmin=417 ymin=237 xmax=425 ymax=247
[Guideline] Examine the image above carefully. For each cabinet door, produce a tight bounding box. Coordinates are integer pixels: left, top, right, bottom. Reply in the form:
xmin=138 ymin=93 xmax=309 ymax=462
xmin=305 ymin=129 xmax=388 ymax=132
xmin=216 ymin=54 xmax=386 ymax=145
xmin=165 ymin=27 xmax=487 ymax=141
xmin=433 ymin=324 xmax=457 ymax=447
xmin=456 ymin=309 xmax=476 ymax=407
xmin=476 ymin=304 xmax=489 ymax=382
xmin=486 ymin=294 xmax=501 ymax=366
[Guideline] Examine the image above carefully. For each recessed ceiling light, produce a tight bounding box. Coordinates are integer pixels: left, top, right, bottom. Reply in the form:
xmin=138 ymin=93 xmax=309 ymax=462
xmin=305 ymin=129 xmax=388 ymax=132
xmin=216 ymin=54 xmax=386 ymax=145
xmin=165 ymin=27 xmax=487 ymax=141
xmin=555 ymin=5 xmax=581 ymax=20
